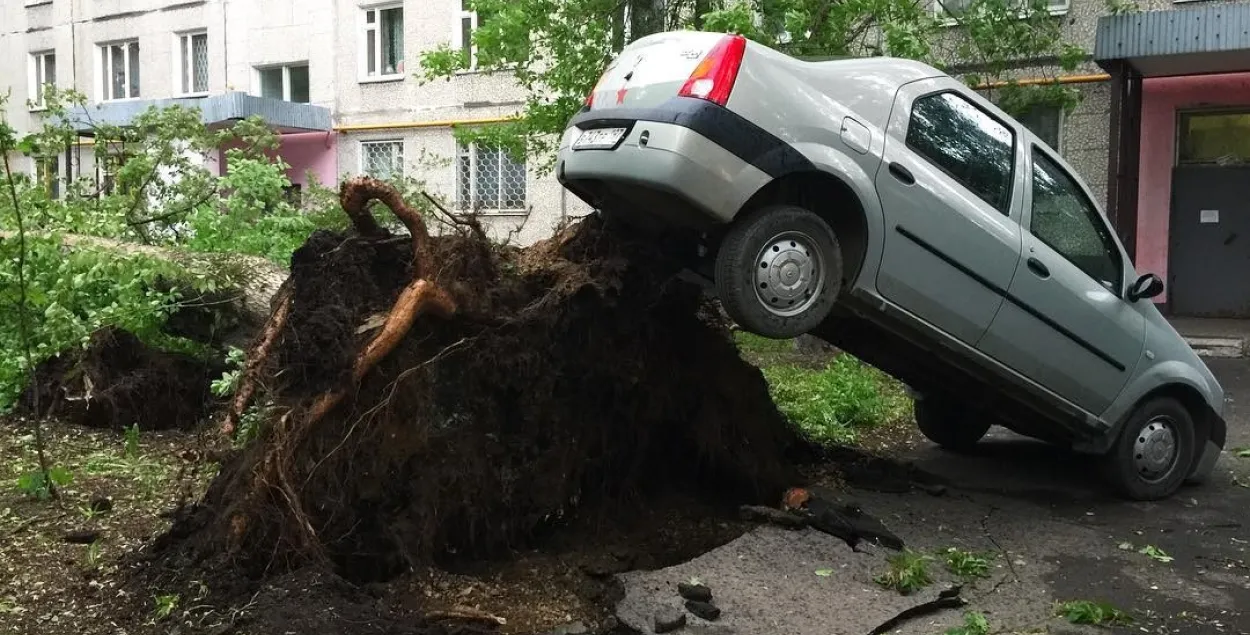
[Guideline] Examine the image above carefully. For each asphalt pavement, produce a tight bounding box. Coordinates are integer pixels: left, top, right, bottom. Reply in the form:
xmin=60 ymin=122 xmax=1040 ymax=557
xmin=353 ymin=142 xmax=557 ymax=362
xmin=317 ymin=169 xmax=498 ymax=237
xmin=613 ymin=358 xmax=1250 ymax=635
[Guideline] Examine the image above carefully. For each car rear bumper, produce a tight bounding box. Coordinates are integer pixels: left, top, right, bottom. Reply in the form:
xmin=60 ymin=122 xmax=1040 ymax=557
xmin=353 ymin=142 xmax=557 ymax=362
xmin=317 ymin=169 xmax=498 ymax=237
xmin=556 ymin=97 xmax=813 ymax=229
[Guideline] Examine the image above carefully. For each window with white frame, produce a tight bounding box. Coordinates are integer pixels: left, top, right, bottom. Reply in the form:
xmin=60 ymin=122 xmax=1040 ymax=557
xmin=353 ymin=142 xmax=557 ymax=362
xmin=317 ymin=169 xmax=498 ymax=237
xmin=934 ymin=0 xmax=1069 ymax=19
xmin=361 ymin=140 xmax=404 ymax=179
xmin=258 ymin=64 xmax=310 ymax=103
xmin=29 ymin=51 xmax=56 ymax=109
xmin=176 ymin=31 xmax=209 ymax=96
xmin=361 ymin=4 xmax=404 ymax=80
xmin=453 ymin=0 xmax=480 ymax=69
xmin=456 ymin=142 xmax=527 ymax=213
xmin=100 ymin=40 xmax=140 ymax=101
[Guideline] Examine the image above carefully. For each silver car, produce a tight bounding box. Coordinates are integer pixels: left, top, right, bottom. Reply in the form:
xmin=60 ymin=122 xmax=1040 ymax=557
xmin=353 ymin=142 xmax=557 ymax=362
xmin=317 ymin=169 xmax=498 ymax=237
xmin=555 ymin=30 xmax=1228 ymax=501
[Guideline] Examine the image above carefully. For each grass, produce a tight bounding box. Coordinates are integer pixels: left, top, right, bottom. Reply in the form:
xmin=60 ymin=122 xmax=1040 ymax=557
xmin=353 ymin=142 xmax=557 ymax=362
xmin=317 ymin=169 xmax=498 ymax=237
xmin=942 ymin=547 xmax=992 ymax=580
xmin=1056 ymin=600 xmax=1132 ymax=626
xmin=874 ymin=549 xmax=934 ymax=595
xmin=0 ymin=419 xmax=221 ymax=635
xmin=735 ymin=332 xmax=913 ymax=445
xmin=945 ymin=611 xmax=990 ymax=635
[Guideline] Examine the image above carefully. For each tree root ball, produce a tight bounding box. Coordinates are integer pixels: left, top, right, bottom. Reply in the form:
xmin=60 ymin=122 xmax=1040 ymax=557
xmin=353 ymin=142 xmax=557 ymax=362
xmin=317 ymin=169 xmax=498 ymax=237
xmin=153 ymin=195 xmax=808 ymax=585
xmin=19 ymin=326 xmax=221 ymax=431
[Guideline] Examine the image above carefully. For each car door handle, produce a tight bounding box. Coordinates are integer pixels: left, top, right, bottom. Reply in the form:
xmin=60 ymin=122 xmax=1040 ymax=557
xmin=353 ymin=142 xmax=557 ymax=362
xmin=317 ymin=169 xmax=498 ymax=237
xmin=1026 ymin=257 xmax=1050 ymax=279
xmin=888 ymin=162 xmax=915 ymax=185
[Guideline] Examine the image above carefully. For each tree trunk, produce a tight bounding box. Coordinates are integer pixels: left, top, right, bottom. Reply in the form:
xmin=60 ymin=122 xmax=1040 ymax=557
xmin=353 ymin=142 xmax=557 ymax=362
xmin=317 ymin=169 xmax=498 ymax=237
xmin=0 ymin=230 xmax=288 ymax=325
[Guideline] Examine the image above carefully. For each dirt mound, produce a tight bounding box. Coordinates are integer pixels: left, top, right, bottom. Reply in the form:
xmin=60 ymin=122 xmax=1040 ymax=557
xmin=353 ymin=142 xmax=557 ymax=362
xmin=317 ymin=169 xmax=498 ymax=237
xmin=145 ymin=177 xmax=807 ymax=595
xmin=19 ymin=326 xmax=220 ymax=430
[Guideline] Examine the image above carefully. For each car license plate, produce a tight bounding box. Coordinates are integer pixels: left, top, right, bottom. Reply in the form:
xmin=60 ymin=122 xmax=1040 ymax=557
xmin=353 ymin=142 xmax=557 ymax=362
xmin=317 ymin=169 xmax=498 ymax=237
xmin=573 ymin=127 xmax=627 ymax=150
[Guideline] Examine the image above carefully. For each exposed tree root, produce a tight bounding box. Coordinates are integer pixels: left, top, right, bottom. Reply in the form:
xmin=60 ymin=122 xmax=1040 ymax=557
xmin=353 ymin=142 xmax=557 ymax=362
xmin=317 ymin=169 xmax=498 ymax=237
xmin=304 ymin=278 xmax=456 ymax=427
xmin=222 ymin=286 xmax=293 ymax=437
xmin=339 ymin=176 xmax=436 ymax=275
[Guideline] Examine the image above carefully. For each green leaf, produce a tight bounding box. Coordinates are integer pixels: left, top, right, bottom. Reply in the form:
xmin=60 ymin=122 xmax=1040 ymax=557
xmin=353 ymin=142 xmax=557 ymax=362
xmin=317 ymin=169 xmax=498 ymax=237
xmin=814 ymin=568 xmax=834 ymax=577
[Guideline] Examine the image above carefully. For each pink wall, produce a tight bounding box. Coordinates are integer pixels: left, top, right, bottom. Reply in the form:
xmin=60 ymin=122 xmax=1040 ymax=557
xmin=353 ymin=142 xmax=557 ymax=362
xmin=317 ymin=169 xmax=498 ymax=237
xmin=1137 ymin=72 xmax=1250 ymax=303
xmin=278 ymin=131 xmax=338 ymax=188
xmin=216 ymin=130 xmax=338 ymax=188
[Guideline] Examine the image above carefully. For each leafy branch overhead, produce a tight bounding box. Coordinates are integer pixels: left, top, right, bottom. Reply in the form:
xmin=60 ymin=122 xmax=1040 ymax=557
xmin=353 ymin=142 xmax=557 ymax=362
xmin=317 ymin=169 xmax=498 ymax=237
xmin=418 ymin=0 xmax=1089 ymax=168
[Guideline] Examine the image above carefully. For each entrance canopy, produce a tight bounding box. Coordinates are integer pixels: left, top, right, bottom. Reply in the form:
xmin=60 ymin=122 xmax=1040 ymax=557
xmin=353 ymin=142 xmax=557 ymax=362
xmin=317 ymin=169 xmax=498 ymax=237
xmin=61 ymin=92 xmax=333 ymax=136
xmin=1095 ymin=3 xmax=1250 ymax=78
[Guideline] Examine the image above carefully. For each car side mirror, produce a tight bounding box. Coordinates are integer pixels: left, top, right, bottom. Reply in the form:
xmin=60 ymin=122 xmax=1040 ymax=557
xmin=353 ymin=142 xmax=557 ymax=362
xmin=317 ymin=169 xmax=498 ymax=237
xmin=1128 ymin=273 xmax=1164 ymax=302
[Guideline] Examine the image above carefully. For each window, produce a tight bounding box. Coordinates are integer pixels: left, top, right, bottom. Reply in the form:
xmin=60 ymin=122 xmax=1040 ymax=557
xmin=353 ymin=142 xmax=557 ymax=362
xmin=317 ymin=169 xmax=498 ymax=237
xmin=35 ymin=155 xmax=59 ymax=199
xmin=361 ymin=4 xmax=404 ymax=80
xmin=934 ymin=0 xmax=1069 ymax=19
xmin=177 ymin=31 xmax=209 ymax=95
xmin=453 ymin=1 xmax=480 ymax=69
xmin=1029 ymin=147 xmax=1122 ymax=290
xmin=1177 ymin=110 xmax=1250 ymax=166
xmin=29 ymin=51 xmax=56 ymax=109
xmin=258 ymin=64 xmax=310 ymax=103
xmin=1016 ymin=103 xmax=1063 ymax=154
xmin=906 ymin=91 xmax=1016 ymax=215
xmin=456 ymin=143 xmax=527 ymax=213
xmin=361 ymin=140 xmax=404 ymax=179
xmin=100 ymin=40 xmax=140 ymax=101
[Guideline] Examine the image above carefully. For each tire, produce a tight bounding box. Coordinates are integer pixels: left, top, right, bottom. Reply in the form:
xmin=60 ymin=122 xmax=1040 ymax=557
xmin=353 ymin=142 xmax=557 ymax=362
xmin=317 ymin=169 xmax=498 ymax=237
xmin=1102 ymin=397 xmax=1195 ymax=501
xmin=914 ymin=396 xmax=991 ymax=452
xmin=714 ymin=204 xmax=843 ymax=339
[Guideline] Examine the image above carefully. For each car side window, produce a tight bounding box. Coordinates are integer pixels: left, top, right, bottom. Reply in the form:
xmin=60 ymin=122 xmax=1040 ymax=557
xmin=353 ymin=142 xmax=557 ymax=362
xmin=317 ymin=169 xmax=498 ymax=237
xmin=1028 ymin=147 xmax=1123 ymax=292
xmin=906 ymin=91 xmax=1016 ymax=216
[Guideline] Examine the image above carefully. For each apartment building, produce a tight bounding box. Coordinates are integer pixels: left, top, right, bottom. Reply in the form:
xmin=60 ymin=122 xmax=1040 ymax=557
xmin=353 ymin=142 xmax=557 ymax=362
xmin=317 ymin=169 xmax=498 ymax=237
xmin=0 ymin=0 xmax=583 ymax=244
xmin=8 ymin=0 xmax=1250 ymax=314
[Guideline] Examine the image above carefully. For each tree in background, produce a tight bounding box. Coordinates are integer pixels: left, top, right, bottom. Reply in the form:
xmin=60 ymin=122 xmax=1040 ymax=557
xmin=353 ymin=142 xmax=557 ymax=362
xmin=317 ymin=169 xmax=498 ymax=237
xmin=419 ymin=0 xmax=1086 ymax=170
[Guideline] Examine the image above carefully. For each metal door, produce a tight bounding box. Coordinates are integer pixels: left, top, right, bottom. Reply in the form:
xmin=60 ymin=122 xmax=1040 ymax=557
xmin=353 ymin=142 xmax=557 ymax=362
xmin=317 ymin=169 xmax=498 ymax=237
xmin=1169 ymin=166 xmax=1250 ymax=317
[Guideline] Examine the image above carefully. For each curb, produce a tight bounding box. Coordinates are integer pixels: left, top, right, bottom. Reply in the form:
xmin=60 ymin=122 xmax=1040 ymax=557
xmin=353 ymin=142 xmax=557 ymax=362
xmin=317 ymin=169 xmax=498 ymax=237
xmin=1183 ymin=335 xmax=1246 ymax=359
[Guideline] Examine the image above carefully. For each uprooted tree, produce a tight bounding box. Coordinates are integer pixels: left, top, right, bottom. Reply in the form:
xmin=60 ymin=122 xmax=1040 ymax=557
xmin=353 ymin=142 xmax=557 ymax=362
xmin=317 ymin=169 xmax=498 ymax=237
xmin=156 ymin=175 xmax=808 ymax=584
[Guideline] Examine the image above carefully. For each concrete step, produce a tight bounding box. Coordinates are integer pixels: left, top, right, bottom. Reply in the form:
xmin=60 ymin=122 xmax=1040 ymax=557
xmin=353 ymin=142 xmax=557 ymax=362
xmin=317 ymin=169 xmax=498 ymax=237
xmin=1183 ymin=335 xmax=1247 ymax=358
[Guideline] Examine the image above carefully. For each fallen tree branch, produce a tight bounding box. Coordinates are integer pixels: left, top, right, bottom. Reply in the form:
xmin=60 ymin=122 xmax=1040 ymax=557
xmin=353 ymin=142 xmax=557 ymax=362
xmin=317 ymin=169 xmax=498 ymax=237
xmin=867 ymin=586 xmax=966 ymax=635
xmin=424 ymin=608 xmax=507 ymax=626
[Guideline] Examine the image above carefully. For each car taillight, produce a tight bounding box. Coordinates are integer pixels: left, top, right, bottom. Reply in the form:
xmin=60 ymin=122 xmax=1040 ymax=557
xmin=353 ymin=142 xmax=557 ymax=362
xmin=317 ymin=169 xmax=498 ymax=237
xmin=678 ymin=34 xmax=747 ymax=106
xmin=585 ymin=72 xmax=607 ymax=109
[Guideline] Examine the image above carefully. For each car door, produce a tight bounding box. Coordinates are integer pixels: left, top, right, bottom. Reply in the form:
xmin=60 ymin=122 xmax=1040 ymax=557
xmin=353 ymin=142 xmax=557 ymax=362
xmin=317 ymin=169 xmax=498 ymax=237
xmin=976 ymin=144 xmax=1145 ymax=415
xmin=874 ymin=79 xmax=1026 ymax=347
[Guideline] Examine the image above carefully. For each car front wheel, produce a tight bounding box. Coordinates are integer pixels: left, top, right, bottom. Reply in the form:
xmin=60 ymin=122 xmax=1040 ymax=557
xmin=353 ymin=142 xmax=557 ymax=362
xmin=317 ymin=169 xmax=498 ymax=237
xmin=1102 ymin=397 xmax=1195 ymax=501
xmin=714 ymin=204 xmax=843 ymax=339
xmin=914 ymin=395 xmax=991 ymax=453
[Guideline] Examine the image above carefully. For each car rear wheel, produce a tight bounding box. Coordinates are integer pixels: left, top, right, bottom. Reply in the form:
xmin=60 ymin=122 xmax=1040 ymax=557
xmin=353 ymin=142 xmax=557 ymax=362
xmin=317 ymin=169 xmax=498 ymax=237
xmin=1102 ymin=396 xmax=1195 ymax=501
xmin=714 ymin=204 xmax=843 ymax=339
xmin=914 ymin=395 xmax=991 ymax=452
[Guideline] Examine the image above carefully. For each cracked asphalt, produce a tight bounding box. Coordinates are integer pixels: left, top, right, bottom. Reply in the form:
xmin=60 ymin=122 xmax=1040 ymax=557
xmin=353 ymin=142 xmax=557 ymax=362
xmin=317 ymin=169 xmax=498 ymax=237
xmin=614 ymin=358 xmax=1250 ymax=635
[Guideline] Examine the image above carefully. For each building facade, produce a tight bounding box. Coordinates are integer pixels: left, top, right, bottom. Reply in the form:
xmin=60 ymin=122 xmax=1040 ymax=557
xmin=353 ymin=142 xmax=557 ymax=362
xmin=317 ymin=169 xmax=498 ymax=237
xmin=0 ymin=0 xmax=586 ymax=245
xmin=7 ymin=0 xmax=1250 ymax=307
